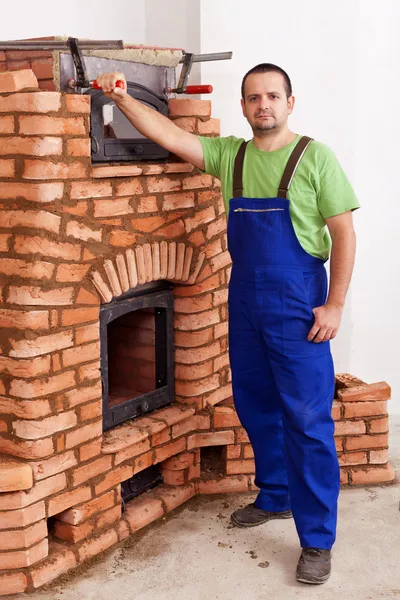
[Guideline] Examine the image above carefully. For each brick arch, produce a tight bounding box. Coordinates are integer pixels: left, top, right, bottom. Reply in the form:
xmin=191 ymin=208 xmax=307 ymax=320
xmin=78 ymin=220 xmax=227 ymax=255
xmin=90 ymin=241 xmax=205 ymax=303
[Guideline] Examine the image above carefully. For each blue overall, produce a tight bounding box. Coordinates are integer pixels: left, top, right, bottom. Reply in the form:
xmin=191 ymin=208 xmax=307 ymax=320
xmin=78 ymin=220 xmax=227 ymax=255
xmin=227 ymin=137 xmax=340 ymax=550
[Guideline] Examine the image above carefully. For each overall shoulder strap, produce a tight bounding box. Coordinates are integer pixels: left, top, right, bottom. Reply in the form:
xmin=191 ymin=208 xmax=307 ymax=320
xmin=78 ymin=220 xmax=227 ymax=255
xmin=232 ymin=140 xmax=249 ymax=198
xmin=277 ymin=136 xmax=314 ymax=198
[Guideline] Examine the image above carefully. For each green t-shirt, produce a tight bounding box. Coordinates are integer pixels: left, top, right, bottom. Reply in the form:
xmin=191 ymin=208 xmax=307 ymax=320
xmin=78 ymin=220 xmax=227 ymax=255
xmin=198 ymin=134 xmax=360 ymax=260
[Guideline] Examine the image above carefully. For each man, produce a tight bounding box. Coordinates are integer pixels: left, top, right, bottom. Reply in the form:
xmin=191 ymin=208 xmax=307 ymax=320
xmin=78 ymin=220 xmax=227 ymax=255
xmin=96 ymin=63 xmax=358 ymax=585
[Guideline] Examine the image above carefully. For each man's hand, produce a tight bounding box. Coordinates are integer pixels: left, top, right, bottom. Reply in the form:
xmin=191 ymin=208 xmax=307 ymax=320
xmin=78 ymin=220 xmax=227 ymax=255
xmin=308 ymin=303 xmax=343 ymax=343
xmin=95 ymin=72 xmax=127 ymax=103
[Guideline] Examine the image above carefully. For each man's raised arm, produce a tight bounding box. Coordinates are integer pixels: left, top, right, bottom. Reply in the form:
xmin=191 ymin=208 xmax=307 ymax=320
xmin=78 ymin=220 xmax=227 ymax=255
xmin=96 ymin=72 xmax=205 ymax=170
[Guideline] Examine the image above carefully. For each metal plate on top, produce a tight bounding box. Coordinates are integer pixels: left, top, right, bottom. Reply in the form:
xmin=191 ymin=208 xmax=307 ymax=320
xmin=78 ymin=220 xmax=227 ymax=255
xmin=59 ymin=53 xmax=176 ymax=97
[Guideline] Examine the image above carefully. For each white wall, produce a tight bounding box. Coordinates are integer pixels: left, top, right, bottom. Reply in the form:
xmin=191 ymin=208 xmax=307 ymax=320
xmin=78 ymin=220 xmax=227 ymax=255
xmin=0 ymin=0 xmax=146 ymax=42
xmin=200 ymin=0 xmax=400 ymax=413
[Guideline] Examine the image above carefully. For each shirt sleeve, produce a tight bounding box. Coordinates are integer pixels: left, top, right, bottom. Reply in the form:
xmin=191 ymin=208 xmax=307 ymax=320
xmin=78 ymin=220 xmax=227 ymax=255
xmin=316 ymin=144 xmax=360 ymax=219
xmin=197 ymin=136 xmax=226 ymax=179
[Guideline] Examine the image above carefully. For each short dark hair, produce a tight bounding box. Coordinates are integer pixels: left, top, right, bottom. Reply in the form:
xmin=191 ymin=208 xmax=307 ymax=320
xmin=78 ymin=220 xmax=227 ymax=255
xmin=241 ymin=63 xmax=293 ymax=99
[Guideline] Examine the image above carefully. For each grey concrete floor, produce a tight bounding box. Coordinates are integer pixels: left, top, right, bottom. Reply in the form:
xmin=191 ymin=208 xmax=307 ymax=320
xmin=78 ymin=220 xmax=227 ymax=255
xmin=33 ymin=418 xmax=400 ymax=600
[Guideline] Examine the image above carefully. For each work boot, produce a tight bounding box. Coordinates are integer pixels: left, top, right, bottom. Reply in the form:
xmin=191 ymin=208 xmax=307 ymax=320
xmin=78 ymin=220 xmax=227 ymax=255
xmin=296 ymin=548 xmax=331 ymax=584
xmin=230 ymin=503 xmax=292 ymax=528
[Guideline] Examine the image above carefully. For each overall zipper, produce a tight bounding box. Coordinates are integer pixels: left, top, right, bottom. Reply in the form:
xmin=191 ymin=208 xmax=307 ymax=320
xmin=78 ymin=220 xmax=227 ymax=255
xmin=233 ymin=208 xmax=284 ymax=213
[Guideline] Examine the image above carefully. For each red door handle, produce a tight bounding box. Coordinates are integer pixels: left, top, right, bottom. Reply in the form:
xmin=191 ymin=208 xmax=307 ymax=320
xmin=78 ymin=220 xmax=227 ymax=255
xmin=91 ymin=79 xmax=125 ymax=90
xmin=184 ymin=85 xmax=213 ymax=94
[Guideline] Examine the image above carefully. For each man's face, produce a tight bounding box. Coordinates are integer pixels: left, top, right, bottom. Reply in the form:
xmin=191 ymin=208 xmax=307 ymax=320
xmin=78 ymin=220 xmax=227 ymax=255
xmin=241 ymin=71 xmax=295 ymax=135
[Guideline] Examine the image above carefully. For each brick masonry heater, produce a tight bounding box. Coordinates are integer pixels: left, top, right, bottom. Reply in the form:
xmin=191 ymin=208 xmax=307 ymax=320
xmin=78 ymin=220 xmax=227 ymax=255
xmin=0 ymin=45 xmax=396 ymax=596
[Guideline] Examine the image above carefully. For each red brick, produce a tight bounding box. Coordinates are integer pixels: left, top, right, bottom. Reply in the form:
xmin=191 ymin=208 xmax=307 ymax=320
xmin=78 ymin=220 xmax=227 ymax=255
xmin=338 ymin=451 xmax=368 ymax=466
xmin=9 ymin=330 xmax=73 ymax=358
xmin=71 ymin=456 xmax=112 ymax=487
xmin=79 ymin=439 xmax=102 ymax=462
xmin=174 ymin=329 xmax=214 ymax=348
xmin=171 ymin=417 xmax=196 ymax=439
xmin=9 ymin=371 xmax=75 ymax=399
xmin=184 ymin=206 xmax=216 ymax=234
xmin=76 ymin=288 xmax=99 ymax=306
xmin=214 ymin=406 xmax=241 ymax=428
xmin=0 ymin=92 xmax=59 ymax=114
xmin=13 ymin=411 xmax=76 ymax=440
xmin=0 ymin=459 xmax=33 ymax=493
xmin=0 ymin=473 xmax=66 ymax=511
xmin=94 ymin=197 xmax=133 ymax=218
xmin=137 ymin=195 xmax=158 ymax=213
xmin=30 ymin=451 xmax=77 ymax=481
xmin=133 ymin=451 xmax=153 ymax=475
xmin=154 ymin=484 xmax=195 ymax=512
xmin=346 ymin=433 xmax=388 ymax=451
xmin=169 ymin=99 xmax=211 ymax=117
xmin=0 ymin=572 xmax=27 ymax=595
xmin=183 ymin=174 xmax=213 ymax=190
xmin=114 ymin=439 xmax=151 ymax=466
xmin=154 ymin=438 xmax=187 ymax=464
xmin=151 ymin=428 xmax=171 ymax=446
xmin=243 ymin=445 xmax=254 ymax=459
xmin=78 ymin=360 xmax=101 ymax=382
xmin=95 ymin=504 xmax=121 ymax=530
xmin=175 ymin=310 xmax=220 ymax=332
xmin=67 ymin=138 xmax=91 ymax=156
xmin=331 ymin=401 xmax=342 ymax=420
xmin=65 ymin=94 xmax=90 ymax=113
xmin=0 ymin=115 xmax=14 ymax=133
xmin=31 ymin=59 xmax=54 ymax=80
xmin=146 ymin=176 xmax=180 ymax=193
xmin=66 ymin=220 xmax=102 ymax=242
xmin=338 ymin=382 xmax=391 ymax=402
xmin=0 ymin=537 xmax=48 ymax=570
xmin=344 ymin=401 xmax=387 ymax=418
xmin=14 ymin=235 xmax=81 ymax=262
xmin=64 ymin=383 xmax=102 ymax=410
xmin=124 ymin=495 xmax=164 ymax=532
xmin=56 ymin=263 xmax=91 ymax=283
xmin=31 ymin=546 xmax=76 ymax=588
xmin=0 ymin=69 xmax=38 ymax=93
xmin=0 ymin=257 xmax=54 ymax=280
xmin=0 ymin=355 xmax=50 ymax=378
xmin=161 ymin=468 xmax=186 ymax=486
xmin=0 ymin=436 xmax=54 ymax=460
xmin=214 ymin=322 xmax=228 ymax=339
xmin=61 ymin=307 xmax=99 ymax=326
xmin=19 ymin=115 xmax=86 ymax=135
xmin=0 ymin=519 xmax=46 ymax=551
xmin=176 ymin=374 xmax=219 ymax=397
xmin=95 ymin=465 xmax=133 ymax=495
xmin=188 ymin=431 xmax=235 ymax=450
xmin=334 ymin=421 xmax=366 ymax=436
xmin=65 ymin=420 xmax=102 ymax=449
xmin=0 ymin=209 xmax=61 ymax=233
xmin=0 ymin=181 xmax=63 ymax=202
xmin=48 ymin=486 xmax=92 ymax=517
xmin=197 ymin=118 xmax=221 ymax=135
xmin=369 ymin=449 xmax=389 ymax=464
xmin=0 ymin=158 xmax=14 ymax=177
xmin=210 ymin=250 xmax=232 ymax=272
xmin=340 ymin=470 xmax=349 ymax=485
xmin=60 ymin=201 xmax=89 ymax=216
xmin=23 ymin=159 xmax=87 ymax=180
xmin=115 ymin=179 xmax=144 ymax=196
xmin=197 ymin=476 xmax=248 ymax=495
xmin=369 ymin=417 xmax=389 ymax=433
xmin=78 ymin=528 xmax=118 ymax=562
xmin=62 ymin=341 xmax=100 ymax=368
xmin=0 ymin=397 xmax=51 ymax=419
xmin=78 ymin=399 xmax=102 ymax=421
xmin=227 ymin=460 xmax=255 ymax=475
xmin=0 ymin=501 xmax=45 ymax=529
xmin=0 ymin=136 xmax=62 ymax=157
xmin=350 ymin=464 xmax=395 ymax=485
xmin=204 ymin=384 xmax=233 ymax=407
xmin=163 ymin=452 xmax=195 ymax=470
xmin=58 ymin=490 xmax=115 ymax=526
xmin=163 ymin=192 xmax=195 ymax=211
